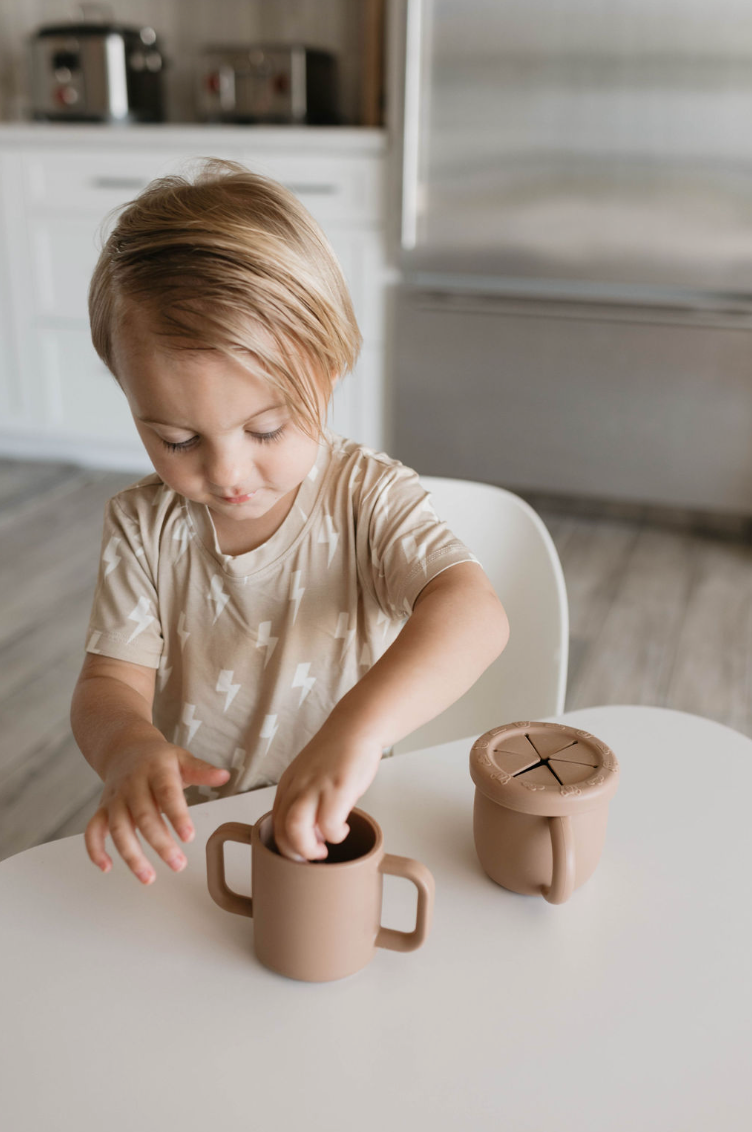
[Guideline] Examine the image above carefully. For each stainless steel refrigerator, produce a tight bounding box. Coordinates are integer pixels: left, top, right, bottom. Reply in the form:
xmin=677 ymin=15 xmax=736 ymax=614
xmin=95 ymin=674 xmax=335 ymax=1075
xmin=390 ymin=0 xmax=752 ymax=512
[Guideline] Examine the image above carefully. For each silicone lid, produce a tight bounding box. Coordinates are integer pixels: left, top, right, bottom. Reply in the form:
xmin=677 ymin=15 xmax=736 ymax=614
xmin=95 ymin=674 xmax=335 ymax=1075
xmin=470 ymin=721 xmax=619 ymax=816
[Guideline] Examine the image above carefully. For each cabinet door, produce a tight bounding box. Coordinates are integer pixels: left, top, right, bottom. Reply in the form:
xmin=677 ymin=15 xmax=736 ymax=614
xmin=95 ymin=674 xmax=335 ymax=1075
xmin=35 ymin=327 xmax=142 ymax=445
xmin=31 ymin=217 xmax=101 ymax=321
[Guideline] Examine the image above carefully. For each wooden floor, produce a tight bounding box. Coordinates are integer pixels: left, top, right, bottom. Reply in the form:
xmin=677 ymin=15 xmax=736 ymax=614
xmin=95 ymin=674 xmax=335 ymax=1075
xmin=2 ymin=456 xmax=751 ymax=863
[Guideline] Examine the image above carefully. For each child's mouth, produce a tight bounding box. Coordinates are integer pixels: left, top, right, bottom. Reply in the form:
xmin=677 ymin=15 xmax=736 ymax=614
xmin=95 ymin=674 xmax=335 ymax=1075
xmin=221 ymin=492 xmax=257 ymax=504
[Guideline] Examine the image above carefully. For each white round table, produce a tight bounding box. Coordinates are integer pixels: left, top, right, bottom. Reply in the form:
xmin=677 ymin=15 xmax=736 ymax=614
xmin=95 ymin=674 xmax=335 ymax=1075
xmin=1 ymin=705 xmax=750 ymax=1131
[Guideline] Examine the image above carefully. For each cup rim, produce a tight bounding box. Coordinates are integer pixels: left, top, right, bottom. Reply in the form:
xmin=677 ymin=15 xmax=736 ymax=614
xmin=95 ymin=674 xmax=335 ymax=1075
xmin=254 ymin=807 xmax=384 ymax=867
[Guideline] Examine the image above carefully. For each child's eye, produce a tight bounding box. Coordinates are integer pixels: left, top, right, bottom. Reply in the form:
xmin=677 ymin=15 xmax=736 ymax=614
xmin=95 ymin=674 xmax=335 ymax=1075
xmin=250 ymin=426 xmax=285 ymax=444
xmin=161 ymin=436 xmax=199 ymax=453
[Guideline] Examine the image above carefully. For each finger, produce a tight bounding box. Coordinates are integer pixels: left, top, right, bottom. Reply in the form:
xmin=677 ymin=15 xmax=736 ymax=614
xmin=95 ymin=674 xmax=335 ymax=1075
xmin=271 ymin=768 xmax=292 ymax=825
xmin=315 ymin=793 xmax=352 ymax=845
xmin=108 ymin=799 xmax=156 ymax=885
xmin=84 ymin=807 xmax=113 ymax=873
xmin=179 ymin=752 xmax=231 ymax=788
xmin=275 ymin=795 xmax=328 ymax=862
xmin=128 ymin=783 xmax=187 ymax=873
xmin=151 ymin=766 xmax=195 ymax=843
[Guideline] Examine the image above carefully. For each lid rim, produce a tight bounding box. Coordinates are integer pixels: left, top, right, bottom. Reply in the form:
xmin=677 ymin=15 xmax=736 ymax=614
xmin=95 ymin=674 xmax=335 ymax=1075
xmin=469 ymin=721 xmax=619 ymax=817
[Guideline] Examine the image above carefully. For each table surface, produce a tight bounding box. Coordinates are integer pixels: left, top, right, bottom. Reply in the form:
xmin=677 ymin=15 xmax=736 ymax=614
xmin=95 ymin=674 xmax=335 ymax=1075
xmin=1 ymin=705 xmax=750 ymax=1132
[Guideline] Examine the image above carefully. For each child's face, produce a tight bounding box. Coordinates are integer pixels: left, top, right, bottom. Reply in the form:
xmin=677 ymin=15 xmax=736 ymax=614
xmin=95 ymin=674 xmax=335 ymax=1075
xmin=112 ymin=320 xmax=323 ymax=528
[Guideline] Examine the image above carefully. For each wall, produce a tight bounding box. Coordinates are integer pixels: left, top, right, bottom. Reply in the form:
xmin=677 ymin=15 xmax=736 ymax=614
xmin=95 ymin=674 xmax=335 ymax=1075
xmin=0 ymin=0 xmax=367 ymax=124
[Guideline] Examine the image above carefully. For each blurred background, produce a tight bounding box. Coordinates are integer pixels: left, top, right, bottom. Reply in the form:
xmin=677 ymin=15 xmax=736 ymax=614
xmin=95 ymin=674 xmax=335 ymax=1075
xmin=3 ymin=0 xmax=752 ymax=860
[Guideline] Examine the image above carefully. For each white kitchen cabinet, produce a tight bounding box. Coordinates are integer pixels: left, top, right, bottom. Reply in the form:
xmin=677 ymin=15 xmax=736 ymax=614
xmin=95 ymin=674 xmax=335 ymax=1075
xmin=0 ymin=125 xmax=389 ymax=469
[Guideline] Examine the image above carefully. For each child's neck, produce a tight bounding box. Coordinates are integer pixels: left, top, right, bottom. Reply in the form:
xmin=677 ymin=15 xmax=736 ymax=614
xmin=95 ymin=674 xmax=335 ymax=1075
xmin=209 ymin=486 xmax=299 ymax=556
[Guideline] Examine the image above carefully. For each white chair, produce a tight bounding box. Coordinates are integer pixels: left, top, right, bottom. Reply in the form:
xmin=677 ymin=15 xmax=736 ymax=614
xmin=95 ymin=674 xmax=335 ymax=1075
xmin=394 ymin=476 xmax=569 ymax=754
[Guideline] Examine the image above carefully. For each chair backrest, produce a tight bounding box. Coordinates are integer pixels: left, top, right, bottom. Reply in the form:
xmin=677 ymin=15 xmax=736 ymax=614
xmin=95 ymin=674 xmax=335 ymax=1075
xmin=394 ymin=476 xmax=569 ymax=754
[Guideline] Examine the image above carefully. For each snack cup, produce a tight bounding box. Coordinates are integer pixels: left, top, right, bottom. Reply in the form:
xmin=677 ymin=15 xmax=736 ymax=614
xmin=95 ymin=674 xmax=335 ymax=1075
xmin=469 ymin=721 xmax=619 ymax=904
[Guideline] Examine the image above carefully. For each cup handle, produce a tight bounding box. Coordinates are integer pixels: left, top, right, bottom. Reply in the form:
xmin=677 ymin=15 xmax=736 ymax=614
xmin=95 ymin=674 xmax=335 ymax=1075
xmin=206 ymin=822 xmax=254 ymax=918
xmin=376 ymin=853 xmax=435 ymax=952
xmin=542 ymin=815 xmax=576 ymax=904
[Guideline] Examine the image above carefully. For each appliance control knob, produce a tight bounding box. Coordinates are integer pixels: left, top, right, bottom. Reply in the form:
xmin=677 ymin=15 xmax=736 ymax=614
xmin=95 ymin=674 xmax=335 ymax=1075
xmin=129 ymin=51 xmax=145 ymax=72
xmin=145 ymin=51 xmax=163 ymax=73
xmin=54 ymin=66 xmax=72 ymax=84
xmin=139 ymin=27 xmax=157 ymax=46
xmin=54 ymin=86 xmax=79 ymax=106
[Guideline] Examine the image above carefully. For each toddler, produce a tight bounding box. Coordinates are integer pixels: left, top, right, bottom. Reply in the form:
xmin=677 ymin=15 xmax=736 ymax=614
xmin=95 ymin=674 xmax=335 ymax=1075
xmin=70 ymin=159 xmax=509 ymax=883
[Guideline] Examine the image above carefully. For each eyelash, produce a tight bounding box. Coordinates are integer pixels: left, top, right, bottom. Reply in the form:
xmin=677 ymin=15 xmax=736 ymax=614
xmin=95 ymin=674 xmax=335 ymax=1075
xmin=160 ymin=426 xmax=285 ymax=453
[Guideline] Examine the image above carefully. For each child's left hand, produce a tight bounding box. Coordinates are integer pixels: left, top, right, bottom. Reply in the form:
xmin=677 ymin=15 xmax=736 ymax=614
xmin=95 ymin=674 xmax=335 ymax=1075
xmin=271 ymin=726 xmax=384 ymax=861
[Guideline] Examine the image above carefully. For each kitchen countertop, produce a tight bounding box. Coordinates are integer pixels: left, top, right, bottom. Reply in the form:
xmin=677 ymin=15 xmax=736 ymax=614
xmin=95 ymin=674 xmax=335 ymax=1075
xmin=0 ymin=121 xmax=387 ymax=152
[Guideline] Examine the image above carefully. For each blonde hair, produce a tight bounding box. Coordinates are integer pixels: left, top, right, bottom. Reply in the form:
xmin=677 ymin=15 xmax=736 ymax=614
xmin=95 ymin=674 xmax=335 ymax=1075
xmin=89 ymin=158 xmax=362 ymax=435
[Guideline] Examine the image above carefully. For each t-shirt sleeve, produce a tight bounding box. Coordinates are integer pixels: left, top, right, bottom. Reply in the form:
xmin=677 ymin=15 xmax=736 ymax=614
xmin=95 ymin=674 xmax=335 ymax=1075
xmin=84 ymin=497 xmax=164 ymax=669
xmin=358 ymin=463 xmax=480 ymax=619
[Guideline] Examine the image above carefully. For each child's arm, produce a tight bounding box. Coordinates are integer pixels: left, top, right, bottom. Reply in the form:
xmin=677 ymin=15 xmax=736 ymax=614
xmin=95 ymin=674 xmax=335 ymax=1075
xmin=71 ymin=654 xmax=230 ymax=883
xmin=272 ymin=562 xmax=509 ymax=860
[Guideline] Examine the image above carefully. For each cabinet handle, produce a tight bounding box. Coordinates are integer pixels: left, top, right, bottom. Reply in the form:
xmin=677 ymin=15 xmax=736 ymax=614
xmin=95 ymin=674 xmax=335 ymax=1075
xmin=283 ymin=183 xmax=338 ymax=196
xmin=89 ymin=176 xmax=149 ymax=191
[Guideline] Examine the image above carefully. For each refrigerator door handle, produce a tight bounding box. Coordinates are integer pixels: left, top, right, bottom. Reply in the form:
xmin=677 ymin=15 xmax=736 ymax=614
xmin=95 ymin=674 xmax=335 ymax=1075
xmin=408 ymin=288 xmax=752 ymax=330
xmin=401 ymin=0 xmax=424 ymax=251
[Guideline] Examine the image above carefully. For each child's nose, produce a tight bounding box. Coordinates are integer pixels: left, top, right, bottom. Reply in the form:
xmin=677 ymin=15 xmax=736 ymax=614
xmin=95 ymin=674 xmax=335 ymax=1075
xmin=205 ymin=444 xmax=248 ymax=492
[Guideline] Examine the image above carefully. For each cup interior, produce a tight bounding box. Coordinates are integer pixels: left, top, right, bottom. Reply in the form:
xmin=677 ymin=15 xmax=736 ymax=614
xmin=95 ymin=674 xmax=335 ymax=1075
xmin=259 ymin=810 xmax=378 ymax=863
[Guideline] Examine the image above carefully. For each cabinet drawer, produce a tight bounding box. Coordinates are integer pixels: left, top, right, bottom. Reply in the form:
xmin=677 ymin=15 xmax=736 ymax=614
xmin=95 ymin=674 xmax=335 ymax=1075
xmin=23 ymin=148 xmax=383 ymax=226
xmin=23 ymin=150 xmax=198 ymax=214
xmin=241 ymin=153 xmax=383 ymax=227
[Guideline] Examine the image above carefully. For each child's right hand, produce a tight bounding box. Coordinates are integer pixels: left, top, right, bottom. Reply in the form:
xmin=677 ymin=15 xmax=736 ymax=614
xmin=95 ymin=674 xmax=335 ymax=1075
xmin=84 ymin=739 xmax=230 ymax=884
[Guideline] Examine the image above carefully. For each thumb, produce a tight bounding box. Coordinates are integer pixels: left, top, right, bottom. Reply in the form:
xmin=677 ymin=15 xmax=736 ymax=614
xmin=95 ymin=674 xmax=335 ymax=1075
xmin=178 ymin=751 xmax=231 ymax=787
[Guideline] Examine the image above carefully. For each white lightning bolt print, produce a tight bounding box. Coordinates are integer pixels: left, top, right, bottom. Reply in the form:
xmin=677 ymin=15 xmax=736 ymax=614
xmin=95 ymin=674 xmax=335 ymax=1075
xmin=231 ymin=747 xmax=246 ymax=770
xmin=289 ymin=570 xmax=305 ymax=623
xmin=318 ymin=514 xmax=339 ymax=567
xmin=216 ymin=669 xmax=241 ymax=712
xmin=151 ymin=484 xmax=172 ymax=508
xmin=359 ymin=643 xmax=371 ymax=667
xmin=172 ymin=518 xmax=191 ymax=562
xmin=255 ymin=621 xmax=278 ymax=669
xmin=177 ymin=611 xmax=190 ymax=651
xmin=126 ymin=596 xmax=155 ymax=643
xmin=182 ymin=703 xmax=202 ymax=744
xmin=86 ymin=631 xmax=102 ymax=653
xmin=401 ymin=534 xmax=428 ymax=571
xmin=307 ymin=463 xmax=320 ymax=482
xmin=260 ymin=713 xmax=279 ymax=755
xmin=208 ymin=575 xmax=230 ymax=623
xmin=157 ymin=654 xmax=172 ymax=691
xmin=376 ymin=608 xmax=391 ymax=640
xmin=103 ymin=536 xmax=122 ymax=577
xmin=378 ymin=481 xmax=391 ymax=520
xmin=421 ymin=494 xmax=440 ymax=521
xmin=292 ymin=662 xmax=316 ymax=706
xmin=334 ymin=611 xmax=357 ymax=660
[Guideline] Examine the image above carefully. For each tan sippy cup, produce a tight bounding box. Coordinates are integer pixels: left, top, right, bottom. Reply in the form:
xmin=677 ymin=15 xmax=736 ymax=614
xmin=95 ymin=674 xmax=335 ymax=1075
xmin=206 ymin=808 xmax=435 ymax=982
xmin=469 ymin=721 xmax=619 ymax=904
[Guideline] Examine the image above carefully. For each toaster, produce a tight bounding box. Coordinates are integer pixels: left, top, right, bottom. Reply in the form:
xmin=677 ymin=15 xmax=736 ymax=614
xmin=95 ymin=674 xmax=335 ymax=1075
xmin=29 ymin=18 xmax=165 ymax=122
xmin=199 ymin=45 xmax=339 ymax=125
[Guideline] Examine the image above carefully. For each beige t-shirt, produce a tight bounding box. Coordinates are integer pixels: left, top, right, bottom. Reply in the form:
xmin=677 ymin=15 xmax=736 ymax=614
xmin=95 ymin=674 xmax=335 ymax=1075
xmin=85 ymin=432 xmax=477 ymax=797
